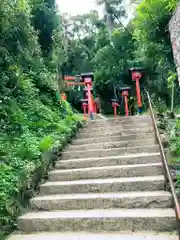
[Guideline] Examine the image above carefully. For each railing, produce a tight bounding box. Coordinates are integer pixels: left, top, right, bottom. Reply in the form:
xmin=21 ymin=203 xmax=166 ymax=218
xmin=146 ymin=91 xmax=180 ymax=236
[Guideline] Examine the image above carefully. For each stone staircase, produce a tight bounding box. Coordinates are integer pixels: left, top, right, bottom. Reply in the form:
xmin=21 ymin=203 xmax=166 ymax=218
xmin=8 ymin=115 xmax=178 ymax=240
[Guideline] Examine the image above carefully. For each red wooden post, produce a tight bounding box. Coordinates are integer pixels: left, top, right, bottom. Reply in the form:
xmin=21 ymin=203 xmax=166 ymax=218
xmin=82 ymin=102 xmax=88 ymax=120
xmin=135 ymin=78 xmax=142 ymax=107
xmin=114 ymin=105 xmax=117 ymax=118
xmin=112 ymin=102 xmax=119 ymax=119
xmin=84 ymin=78 xmax=94 ymax=120
xmin=132 ymin=71 xmax=142 ymax=108
xmin=122 ymin=91 xmax=129 ymax=116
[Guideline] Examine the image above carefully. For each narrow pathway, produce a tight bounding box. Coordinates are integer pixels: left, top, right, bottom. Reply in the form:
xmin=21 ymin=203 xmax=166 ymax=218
xmin=8 ymin=115 xmax=177 ymax=239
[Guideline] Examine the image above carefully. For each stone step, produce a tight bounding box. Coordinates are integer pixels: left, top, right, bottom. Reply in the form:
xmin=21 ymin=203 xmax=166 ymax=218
xmin=40 ymin=175 xmax=165 ymax=195
xmin=78 ymin=127 xmax=153 ymax=138
xmin=56 ymin=153 xmax=161 ymax=169
xmin=85 ymin=118 xmax=152 ymax=128
xmin=7 ymin=231 xmax=178 ymax=240
xmin=82 ymin=123 xmax=153 ymax=133
xmin=85 ymin=122 xmax=153 ymax=131
xmin=31 ymin=191 xmax=172 ymax=211
xmin=49 ymin=163 xmax=162 ymax=181
xmin=18 ymin=208 xmax=176 ymax=232
xmin=73 ymin=133 xmax=155 ymax=145
xmin=67 ymin=139 xmax=156 ymax=151
xmin=86 ymin=115 xmax=152 ymax=124
xmin=61 ymin=145 xmax=159 ymax=159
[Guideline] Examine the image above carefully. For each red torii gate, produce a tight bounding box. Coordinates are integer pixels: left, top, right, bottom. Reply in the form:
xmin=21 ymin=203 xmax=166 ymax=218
xmin=63 ymin=74 xmax=96 ymax=120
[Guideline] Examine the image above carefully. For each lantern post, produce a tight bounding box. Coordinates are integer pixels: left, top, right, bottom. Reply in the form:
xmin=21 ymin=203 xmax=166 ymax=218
xmin=119 ymin=86 xmax=130 ymax=117
xmin=111 ymin=99 xmax=120 ymax=119
xmin=130 ymin=68 xmax=143 ymax=112
xmin=81 ymin=99 xmax=88 ymax=120
xmin=81 ymin=72 xmax=95 ymax=121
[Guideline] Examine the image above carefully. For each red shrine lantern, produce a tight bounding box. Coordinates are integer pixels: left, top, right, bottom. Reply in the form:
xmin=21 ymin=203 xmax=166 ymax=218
xmin=111 ymin=99 xmax=120 ymax=119
xmin=81 ymin=99 xmax=88 ymax=120
xmin=130 ymin=68 xmax=143 ymax=108
xmin=81 ymin=72 xmax=95 ymax=121
xmin=122 ymin=91 xmax=129 ymax=117
xmin=119 ymin=86 xmax=131 ymax=117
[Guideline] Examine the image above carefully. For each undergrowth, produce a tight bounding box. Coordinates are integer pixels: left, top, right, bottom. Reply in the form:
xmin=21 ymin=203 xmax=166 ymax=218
xmin=0 ymin=1 xmax=84 ymax=237
xmin=0 ymin=73 xmax=83 ymax=236
xmin=157 ymin=112 xmax=180 ymax=192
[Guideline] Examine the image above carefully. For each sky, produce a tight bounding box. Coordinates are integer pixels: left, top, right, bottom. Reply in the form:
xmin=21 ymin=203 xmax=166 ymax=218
xmin=56 ymin=0 xmax=135 ymax=22
xmin=56 ymin=0 xmax=102 ymax=16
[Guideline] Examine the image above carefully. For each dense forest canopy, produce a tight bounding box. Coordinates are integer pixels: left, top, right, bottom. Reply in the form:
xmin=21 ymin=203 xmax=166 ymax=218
xmin=0 ymin=0 xmax=180 ymax=237
xmin=57 ymin=0 xmax=180 ymax=111
xmin=0 ymin=0 xmax=81 ymax=237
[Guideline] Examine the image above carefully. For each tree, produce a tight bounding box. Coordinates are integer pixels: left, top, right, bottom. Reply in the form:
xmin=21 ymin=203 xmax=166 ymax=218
xmin=132 ymin=0 xmax=179 ymax=105
xmin=96 ymin=0 xmax=126 ymax=38
xmin=31 ymin=0 xmax=59 ymax=58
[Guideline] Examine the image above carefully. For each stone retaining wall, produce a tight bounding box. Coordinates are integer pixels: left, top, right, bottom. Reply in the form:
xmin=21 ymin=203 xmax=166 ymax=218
xmin=169 ymin=4 xmax=180 ymax=85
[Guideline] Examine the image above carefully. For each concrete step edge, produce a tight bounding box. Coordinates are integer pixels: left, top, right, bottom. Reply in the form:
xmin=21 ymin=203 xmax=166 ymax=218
xmin=18 ymin=208 xmax=176 ymax=220
xmin=73 ymin=133 xmax=155 ymax=142
xmin=63 ymin=145 xmax=159 ymax=154
xmin=17 ymin=208 xmax=176 ymax=232
xmin=31 ymin=191 xmax=173 ymax=210
xmin=7 ymin=231 xmax=178 ymax=240
xmin=57 ymin=152 xmax=161 ymax=164
xmin=69 ymin=139 xmax=155 ymax=149
xmin=84 ymin=125 xmax=153 ymax=131
xmin=41 ymin=175 xmax=165 ymax=187
xmin=86 ymin=115 xmax=151 ymax=122
xmin=50 ymin=162 xmax=162 ymax=175
xmin=49 ymin=163 xmax=163 ymax=181
xmin=31 ymin=191 xmax=172 ymax=201
xmin=78 ymin=127 xmax=153 ymax=136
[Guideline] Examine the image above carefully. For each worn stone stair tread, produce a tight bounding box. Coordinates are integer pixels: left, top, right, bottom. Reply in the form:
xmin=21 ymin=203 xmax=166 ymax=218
xmin=19 ymin=208 xmax=175 ymax=219
xmin=49 ymin=163 xmax=162 ymax=181
xmin=52 ymin=162 xmax=162 ymax=173
xmin=78 ymin=128 xmax=153 ymax=138
xmin=84 ymin=120 xmax=152 ymax=126
xmin=80 ymin=125 xmax=153 ymax=134
xmin=61 ymin=146 xmax=160 ymax=160
xmin=32 ymin=191 xmax=172 ymax=201
xmin=56 ymin=153 xmax=161 ymax=169
xmin=18 ymin=208 xmax=176 ymax=232
xmin=63 ymin=145 xmax=159 ymax=153
xmin=42 ymin=175 xmax=165 ymax=186
xmin=40 ymin=175 xmax=165 ymax=194
xmin=58 ymin=152 xmax=160 ymax=162
xmin=31 ymin=191 xmax=172 ymax=210
xmin=73 ymin=133 xmax=155 ymax=144
xmin=81 ymin=122 xmax=153 ymax=130
xmin=7 ymin=231 xmax=178 ymax=240
xmin=68 ymin=139 xmax=155 ymax=150
xmin=83 ymin=125 xmax=153 ymax=132
xmin=78 ymin=127 xmax=153 ymax=136
xmin=86 ymin=115 xmax=152 ymax=123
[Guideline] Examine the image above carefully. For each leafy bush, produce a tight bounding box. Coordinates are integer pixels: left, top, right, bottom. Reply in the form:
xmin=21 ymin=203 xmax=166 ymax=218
xmin=0 ymin=0 xmax=84 ymax=237
xmin=168 ymin=118 xmax=180 ymax=191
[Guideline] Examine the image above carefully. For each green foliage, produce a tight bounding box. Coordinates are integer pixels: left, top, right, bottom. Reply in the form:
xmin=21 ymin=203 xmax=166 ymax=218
xmin=133 ymin=0 xmax=180 ymax=105
xmin=1 ymin=0 xmax=180 ymax=235
xmin=31 ymin=0 xmax=58 ymax=57
xmin=0 ymin=0 xmax=83 ymax=237
xmin=167 ymin=71 xmax=177 ymax=89
xmin=169 ymin=119 xmax=180 ymax=157
xmin=39 ymin=135 xmax=55 ymax=152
